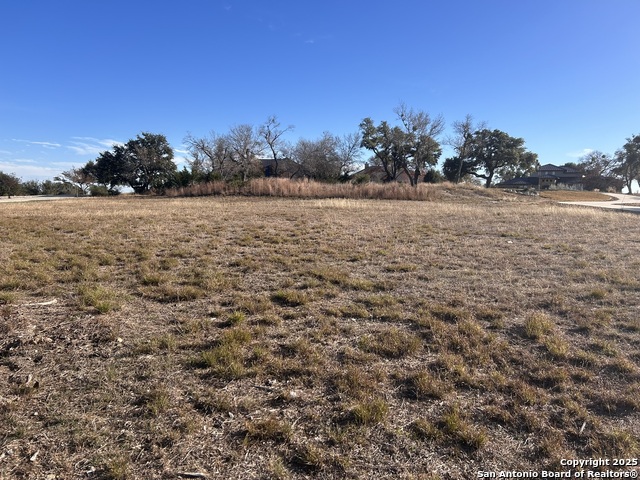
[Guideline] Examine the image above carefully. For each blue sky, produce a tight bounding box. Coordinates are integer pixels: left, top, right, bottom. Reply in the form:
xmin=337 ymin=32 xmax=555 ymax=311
xmin=1 ymin=0 xmax=639 ymax=181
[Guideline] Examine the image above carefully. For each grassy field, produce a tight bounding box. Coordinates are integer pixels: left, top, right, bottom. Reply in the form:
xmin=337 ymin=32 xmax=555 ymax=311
xmin=1 ymin=186 xmax=639 ymax=479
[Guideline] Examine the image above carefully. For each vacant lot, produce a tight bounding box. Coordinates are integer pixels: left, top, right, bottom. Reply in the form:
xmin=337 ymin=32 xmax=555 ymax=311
xmin=1 ymin=189 xmax=639 ymax=479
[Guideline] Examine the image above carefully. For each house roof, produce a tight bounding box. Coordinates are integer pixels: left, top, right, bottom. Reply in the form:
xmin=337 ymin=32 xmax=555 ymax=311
xmin=356 ymin=165 xmax=386 ymax=175
xmin=353 ymin=165 xmax=413 ymax=183
xmin=539 ymin=164 xmax=564 ymax=171
xmin=539 ymin=163 xmax=580 ymax=174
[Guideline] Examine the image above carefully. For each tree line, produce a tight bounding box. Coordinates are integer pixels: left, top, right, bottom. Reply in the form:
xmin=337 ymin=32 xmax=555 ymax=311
xmin=2 ymin=105 xmax=639 ymax=196
xmin=0 ymin=172 xmax=83 ymax=198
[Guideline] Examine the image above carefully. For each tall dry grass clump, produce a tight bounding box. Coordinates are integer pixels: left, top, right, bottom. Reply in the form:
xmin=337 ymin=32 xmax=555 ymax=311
xmin=165 ymin=180 xmax=228 ymax=197
xmin=165 ymin=177 xmax=442 ymax=201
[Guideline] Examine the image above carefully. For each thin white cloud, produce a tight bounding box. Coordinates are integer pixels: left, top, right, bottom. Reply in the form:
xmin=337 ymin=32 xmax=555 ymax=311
xmin=7 ymin=158 xmax=38 ymax=164
xmin=71 ymin=136 xmax=122 ymax=147
xmin=173 ymin=152 xmax=189 ymax=169
xmin=11 ymin=139 xmax=62 ymax=149
xmin=67 ymin=137 xmax=123 ymax=156
xmin=0 ymin=161 xmax=60 ymax=180
xmin=566 ymin=148 xmax=593 ymax=158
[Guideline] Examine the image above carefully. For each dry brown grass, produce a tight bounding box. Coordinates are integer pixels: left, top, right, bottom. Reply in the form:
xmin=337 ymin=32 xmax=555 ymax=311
xmin=539 ymin=190 xmax=615 ymax=201
xmin=1 ymin=184 xmax=639 ymax=479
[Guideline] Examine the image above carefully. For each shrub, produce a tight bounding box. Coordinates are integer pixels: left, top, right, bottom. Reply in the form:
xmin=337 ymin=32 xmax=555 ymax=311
xmin=90 ymin=185 xmax=109 ymax=196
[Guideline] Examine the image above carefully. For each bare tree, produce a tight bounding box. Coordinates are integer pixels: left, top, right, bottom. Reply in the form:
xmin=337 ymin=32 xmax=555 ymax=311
xmin=576 ymin=151 xmax=622 ymax=191
xmin=227 ymin=124 xmax=264 ymax=181
xmin=259 ymin=116 xmax=294 ymax=177
xmin=55 ymin=166 xmax=95 ymax=195
xmin=335 ymin=132 xmax=363 ymax=177
xmin=291 ymin=133 xmax=344 ymax=181
xmin=184 ymin=132 xmax=232 ymax=181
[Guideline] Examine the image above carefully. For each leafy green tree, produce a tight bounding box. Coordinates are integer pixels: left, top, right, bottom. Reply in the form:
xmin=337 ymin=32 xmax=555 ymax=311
xmin=21 ymin=180 xmax=42 ymax=195
xmin=174 ymin=166 xmax=194 ymax=188
xmin=93 ymin=145 xmax=129 ymax=194
xmin=614 ymin=134 xmax=640 ymax=193
xmin=124 ymin=132 xmax=176 ymax=193
xmin=90 ymin=133 xmax=175 ymax=193
xmin=458 ymin=129 xmax=538 ymax=187
xmin=445 ymin=115 xmax=487 ymax=183
xmin=360 ymin=118 xmax=406 ymax=182
xmin=423 ymin=168 xmax=444 ymax=183
xmin=0 ymin=171 xmax=21 ymax=197
xmin=442 ymin=156 xmax=473 ymax=182
xmin=497 ymin=151 xmax=538 ymax=182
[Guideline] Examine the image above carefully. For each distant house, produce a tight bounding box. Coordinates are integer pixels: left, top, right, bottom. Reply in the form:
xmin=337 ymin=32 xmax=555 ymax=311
xmin=495 ymin=164 xmax=584 ymax=190
xmin=537 ymin=164 xmax=584 ymax=189
xmin=261 ymin=158 xmax=304 ymax=179
xmin=352 ymin=164 xmax=414 ymax=184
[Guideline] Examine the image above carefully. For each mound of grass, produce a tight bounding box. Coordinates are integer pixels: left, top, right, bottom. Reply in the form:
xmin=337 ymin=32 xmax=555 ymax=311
xmin=358 ymin=327 xmax=421 ymax=358
xmin=271 ymin=289 xmax=309 ymax=307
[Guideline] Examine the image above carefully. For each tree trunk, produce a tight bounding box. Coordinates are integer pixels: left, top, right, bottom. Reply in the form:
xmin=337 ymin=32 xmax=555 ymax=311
xmin=485 ymin=173 xmax=494 ymax=188
xmin=456 ymin=157 xmax=464 ymax=183
xmin=412 ymin=168 xmax=420 ymax=187
xmin=403 ymin=167 xmax=416 ymax=186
